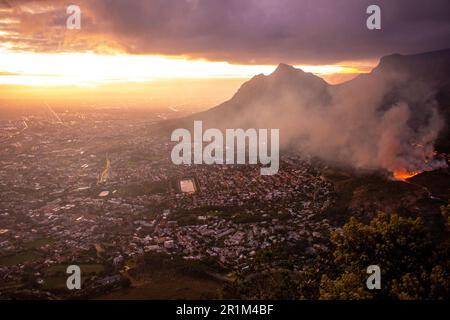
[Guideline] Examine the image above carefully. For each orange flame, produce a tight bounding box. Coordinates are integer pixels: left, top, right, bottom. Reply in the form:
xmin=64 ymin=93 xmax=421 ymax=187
xmin=393 ymin=170 xmax=422 ymax=180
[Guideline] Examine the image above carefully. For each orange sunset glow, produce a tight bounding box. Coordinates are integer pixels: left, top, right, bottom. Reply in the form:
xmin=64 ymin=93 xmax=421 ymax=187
xmin=0 ymin=0 xmax=377 ymax=108
xmin=0 ymin=49 xmax=370 ymax=86
xmin=0 ymin=49 xmax=372 ymax=110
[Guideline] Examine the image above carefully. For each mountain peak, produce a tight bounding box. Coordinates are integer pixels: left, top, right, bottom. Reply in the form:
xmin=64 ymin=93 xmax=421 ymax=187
xmin=272 ymin=63 xmax=302 ymax=75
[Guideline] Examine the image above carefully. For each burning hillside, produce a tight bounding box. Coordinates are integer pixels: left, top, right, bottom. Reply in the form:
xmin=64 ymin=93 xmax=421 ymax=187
xmin=169 ymin=49 xmax=450 ymax=178
xmin=392 ymin=170 xmax=422 ymax=181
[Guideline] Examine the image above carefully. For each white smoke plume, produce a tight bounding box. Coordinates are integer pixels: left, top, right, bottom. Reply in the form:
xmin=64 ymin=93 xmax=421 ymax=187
xmin=198 ymin=63 xmax=449 ymax=176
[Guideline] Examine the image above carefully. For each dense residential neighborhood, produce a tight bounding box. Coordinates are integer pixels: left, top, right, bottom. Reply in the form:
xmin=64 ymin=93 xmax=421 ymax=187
xmin=0 ymin=111 xmax=339 ymax=298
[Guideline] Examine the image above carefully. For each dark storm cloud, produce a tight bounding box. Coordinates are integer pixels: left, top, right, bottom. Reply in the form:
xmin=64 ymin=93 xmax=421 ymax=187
xmin=2 ymin=0 xmax=450 ymax=63
xmin=83 ymin=0 xmax=450 ymax=64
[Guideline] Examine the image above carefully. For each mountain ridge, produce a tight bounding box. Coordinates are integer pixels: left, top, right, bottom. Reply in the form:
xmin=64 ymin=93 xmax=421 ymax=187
xmin=161 ymin=48 xmax=450 ymax=171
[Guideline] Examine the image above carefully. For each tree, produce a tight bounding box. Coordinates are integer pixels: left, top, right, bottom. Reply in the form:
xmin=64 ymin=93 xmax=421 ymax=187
xmin=320 ymin=212 xmax=449 ymax=299
xmin=222 ymin=206 xmax=449 ymax=300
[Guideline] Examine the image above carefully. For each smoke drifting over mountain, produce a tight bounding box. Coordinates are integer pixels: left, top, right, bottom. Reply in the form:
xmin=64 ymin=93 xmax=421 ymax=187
xmin=180 ymin=49 xmax=450 ymax=175
xmin=296 ymin=86 xmax=445 ymax=174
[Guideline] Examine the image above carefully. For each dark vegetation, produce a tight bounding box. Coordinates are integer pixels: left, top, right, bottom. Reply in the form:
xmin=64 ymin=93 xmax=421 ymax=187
xmin=223 ymin=202 xmax=450 ymax=300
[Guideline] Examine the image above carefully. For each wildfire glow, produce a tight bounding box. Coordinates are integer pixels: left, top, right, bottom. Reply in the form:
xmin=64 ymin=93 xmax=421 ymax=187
xmin=393 ymin=170 xmax=422 ymax=180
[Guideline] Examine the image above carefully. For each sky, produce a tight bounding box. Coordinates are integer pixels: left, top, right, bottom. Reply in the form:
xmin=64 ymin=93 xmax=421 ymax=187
xmin=0 ymin=0 xmax=449 ymax=108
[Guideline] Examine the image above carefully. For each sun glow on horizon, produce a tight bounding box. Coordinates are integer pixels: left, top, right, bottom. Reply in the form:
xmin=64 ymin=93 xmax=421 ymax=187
xmin=0 ymin=50 xmax=370 ymax=87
